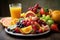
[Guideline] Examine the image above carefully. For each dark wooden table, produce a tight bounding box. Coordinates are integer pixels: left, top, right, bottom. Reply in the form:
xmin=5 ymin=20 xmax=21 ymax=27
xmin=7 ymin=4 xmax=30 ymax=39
xmin=0 ymin=17 xmax=60 ymax=40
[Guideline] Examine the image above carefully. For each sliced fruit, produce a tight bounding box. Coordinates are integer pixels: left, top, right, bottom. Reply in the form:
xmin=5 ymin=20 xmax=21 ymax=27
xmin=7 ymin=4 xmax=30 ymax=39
xmin=14 ymin=27 xmax=20 ymax=33
xmin=10 ymin=18 xmax=19 ymax=25
xmin=31 ymin=16 xmax=38 ymax=21
xmin=42 ymin=25 xmax=49 ymax=32
xmin=32 ymin=25 xmax=37 ymax=32
xmin=34 ymin=21 xmax=42 ymax=29
xmin=0 ymin=17 xmax=12 ymax=27
xmin=25 ymin=11 xmax=36 ymax=17
xmin=38 ymin=27 xmax=44 ymax=33
xmin=8 ymin=25 xmax=17 ymax=30
xmin=20 ymin=25 xmax=32 ymax=34
xmin=21 ymin=13 xmax=26 ymax=18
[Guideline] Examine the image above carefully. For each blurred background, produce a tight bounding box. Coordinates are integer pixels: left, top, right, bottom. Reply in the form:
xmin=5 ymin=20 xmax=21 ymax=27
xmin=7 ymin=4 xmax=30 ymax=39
xmin=0 ymin=0 xmax=60 ymax=17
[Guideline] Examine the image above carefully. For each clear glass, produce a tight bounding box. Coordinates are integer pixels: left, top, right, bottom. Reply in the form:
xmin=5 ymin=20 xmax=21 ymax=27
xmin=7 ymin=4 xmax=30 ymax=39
xmin=9 ymin=3 xmax=22 ymax=19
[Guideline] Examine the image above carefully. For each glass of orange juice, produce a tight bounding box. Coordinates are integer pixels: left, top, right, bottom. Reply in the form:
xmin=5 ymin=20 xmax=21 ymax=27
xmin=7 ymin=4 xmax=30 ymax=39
xmin=9 ymin=3 xmax=22 ymax=19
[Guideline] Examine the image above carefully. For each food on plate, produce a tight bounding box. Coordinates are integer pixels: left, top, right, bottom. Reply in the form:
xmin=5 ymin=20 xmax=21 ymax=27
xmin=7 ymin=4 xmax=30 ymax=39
xmin=6 ymin=17 xmax=50 ymax=34
xmin=0 ymin=3 xmax=60 ymax=35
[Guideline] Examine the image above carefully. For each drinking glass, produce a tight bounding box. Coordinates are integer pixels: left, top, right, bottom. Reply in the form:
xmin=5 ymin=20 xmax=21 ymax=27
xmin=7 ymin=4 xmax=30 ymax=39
xmin=9 ymin=3 xmax=22 ymax=19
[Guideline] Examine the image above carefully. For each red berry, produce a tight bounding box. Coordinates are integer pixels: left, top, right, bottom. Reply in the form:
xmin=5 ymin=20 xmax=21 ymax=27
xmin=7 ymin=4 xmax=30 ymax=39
xmin=34 ymin=22 xmax=38 ymax=25
xmin=40 ymin=8 xmax=45 ymax=15
xmin=22 ymin=22 xmax=26 ymax=25
xmin=32 ymin=25 xmax=37 ymax=31
xmin=39 ymin=28 xmax=43 ymax=33
xmin=26 ymin=21 xmax=31 ymax=26
xmin=34 ymin=3 xmax=39 ymax=9
xmin=31 ymin=21 xmax=34 ymax=25
xmin=14 ymin=27 xmax=20 ymax=33
xmin=25 ymin=20 xmax=29 ymax=22
xmin=51 ymin=24 xmax=60 ymax=32
xmin=22 ymin=20 xmax=27 ymax=25
xmin=33 ymin=8 xmax=37 ymax=13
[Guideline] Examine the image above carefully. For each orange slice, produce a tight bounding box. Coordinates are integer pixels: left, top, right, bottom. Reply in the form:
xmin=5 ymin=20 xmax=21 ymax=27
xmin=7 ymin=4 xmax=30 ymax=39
xmin=20 ymin=25 xmax=32 ymax=34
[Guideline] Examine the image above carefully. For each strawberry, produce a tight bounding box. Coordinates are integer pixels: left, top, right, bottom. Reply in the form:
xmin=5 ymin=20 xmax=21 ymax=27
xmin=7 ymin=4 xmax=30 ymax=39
xmin=51 ymin=24 xmax=60 ymax=32
xmin=32 ymin=25 xmax=37 ymax=32
xmin=40 ymin=8 xmax=45 ymax=15
xmin=39 ymin=28 xmax=43 ymax=33
xmin=14 ymin=27 xmax=20 ymax=33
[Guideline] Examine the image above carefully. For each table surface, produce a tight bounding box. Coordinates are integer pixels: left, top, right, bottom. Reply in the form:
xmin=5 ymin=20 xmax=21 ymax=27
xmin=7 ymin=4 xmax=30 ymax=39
xmin=0 ymin=18 xmax=60 ymax=40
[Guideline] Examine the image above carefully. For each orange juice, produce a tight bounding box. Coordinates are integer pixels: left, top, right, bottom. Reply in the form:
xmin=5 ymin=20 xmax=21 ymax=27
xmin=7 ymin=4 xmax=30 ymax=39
xmin=10 ymin=7 xmax=21 ymax=19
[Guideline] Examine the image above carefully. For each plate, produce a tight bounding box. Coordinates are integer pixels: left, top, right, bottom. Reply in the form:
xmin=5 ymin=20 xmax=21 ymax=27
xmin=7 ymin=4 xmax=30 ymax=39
xmin=5 ymin=28 xmax=50 ymax=36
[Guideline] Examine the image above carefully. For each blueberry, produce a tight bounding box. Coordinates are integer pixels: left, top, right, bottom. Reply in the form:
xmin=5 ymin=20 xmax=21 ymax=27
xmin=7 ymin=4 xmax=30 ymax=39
xmin=17 ymin=22 xmax=24 ymax=28
xmin=7 ymin=28 xmax=10 ymax=31
xmin=16 ymin=22 xmax=20 ymax=25
xmin=20 ymin=24 xmax=24 ymax=28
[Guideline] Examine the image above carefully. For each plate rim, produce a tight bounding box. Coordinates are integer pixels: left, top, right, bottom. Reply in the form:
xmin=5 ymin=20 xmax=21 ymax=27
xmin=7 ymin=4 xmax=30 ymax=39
xmin=5 ymin=28 xmax=50 ymax=36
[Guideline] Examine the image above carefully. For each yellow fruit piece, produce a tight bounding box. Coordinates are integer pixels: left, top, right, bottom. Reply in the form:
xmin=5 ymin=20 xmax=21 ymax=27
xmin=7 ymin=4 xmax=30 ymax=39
xmin=21 ymin=13 xmax=26 ymax=18
xmin=40 ymin=27 xmax=44 ymax=32
xmin=20 ymin=25 xmax=32 ymax=34
xmin=10 ymin=18 xmax=19 ymax=25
